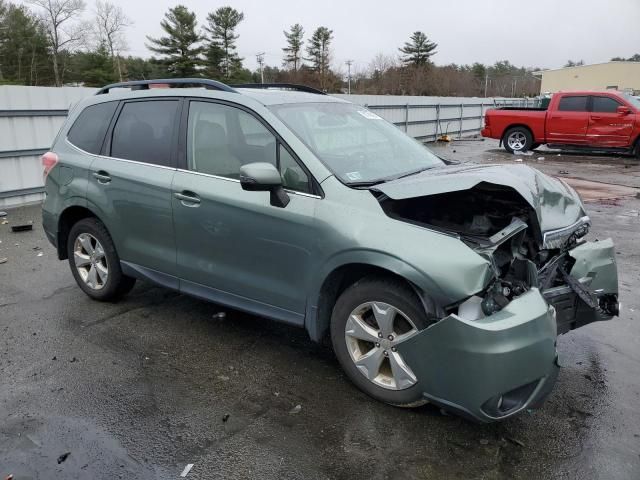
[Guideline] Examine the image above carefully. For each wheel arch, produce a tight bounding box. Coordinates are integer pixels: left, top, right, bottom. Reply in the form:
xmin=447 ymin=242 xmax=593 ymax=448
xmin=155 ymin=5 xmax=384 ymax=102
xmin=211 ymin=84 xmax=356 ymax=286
xmin=502 ymin=124 xmax=536 ymax=143
xmin=57 ymin=204 xmax=104 ymax=260
xmin=305 ymin=256 xmax=441 ymax=343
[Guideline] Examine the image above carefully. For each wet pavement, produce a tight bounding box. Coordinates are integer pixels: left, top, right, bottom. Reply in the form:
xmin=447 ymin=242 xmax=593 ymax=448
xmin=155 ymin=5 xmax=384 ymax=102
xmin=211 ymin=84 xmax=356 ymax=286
xmin=1 ymin=139 xmax=639 ymax=479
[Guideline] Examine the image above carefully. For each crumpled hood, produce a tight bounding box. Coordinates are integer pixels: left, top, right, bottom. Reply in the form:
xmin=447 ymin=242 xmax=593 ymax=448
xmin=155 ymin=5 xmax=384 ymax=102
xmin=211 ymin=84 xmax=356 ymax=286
xmin=373 ymin=163 xmax=586 ymax=233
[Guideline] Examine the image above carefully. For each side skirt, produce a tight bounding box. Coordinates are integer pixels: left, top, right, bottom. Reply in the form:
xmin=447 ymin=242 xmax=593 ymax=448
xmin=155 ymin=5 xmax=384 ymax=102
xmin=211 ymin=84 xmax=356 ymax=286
xmin=120 ymin=261 xmax=305 ymax=327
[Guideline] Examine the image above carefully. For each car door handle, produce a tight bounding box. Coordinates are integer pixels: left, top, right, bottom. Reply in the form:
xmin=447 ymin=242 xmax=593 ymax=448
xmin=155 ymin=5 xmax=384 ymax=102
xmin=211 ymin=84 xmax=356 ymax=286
xmin=93 ymin=171 xmax=111 ymax=184
xmin=174 ymin=191 xmax=201 ymax=206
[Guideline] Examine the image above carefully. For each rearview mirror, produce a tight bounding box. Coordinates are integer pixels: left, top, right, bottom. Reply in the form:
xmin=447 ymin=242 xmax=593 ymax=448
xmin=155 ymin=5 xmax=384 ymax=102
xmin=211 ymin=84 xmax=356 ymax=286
xmin=239 ymin=162 xmax=290 ymax=208
xmin=617 ymin=105 xmax=631 ymax=115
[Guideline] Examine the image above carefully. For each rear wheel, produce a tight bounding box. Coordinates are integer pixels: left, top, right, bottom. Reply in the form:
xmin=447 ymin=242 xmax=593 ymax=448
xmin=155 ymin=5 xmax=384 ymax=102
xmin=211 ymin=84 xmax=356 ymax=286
xmin=67 ymin=218 xmax=136 ymax=301
xmin=331 ymin=277 xmax=435 ymax=407
xmin=504 ymin=127 xmax=533 ymax=153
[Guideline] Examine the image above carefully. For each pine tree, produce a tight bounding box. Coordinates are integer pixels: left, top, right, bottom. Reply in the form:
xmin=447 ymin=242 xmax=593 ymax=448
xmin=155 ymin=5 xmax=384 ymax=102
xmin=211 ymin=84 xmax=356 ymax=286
xmin=146 ymin=5 xmax=204 ymax=77
xmin=306 ymin=26 xmax=333 ymax=90
xmin=399 ymin=31 xmax=437 ymax=66
xmin=204 ymin=6 xmax=244 ymax=79
xmin=282 ymin=23 xmax=304 ymax=71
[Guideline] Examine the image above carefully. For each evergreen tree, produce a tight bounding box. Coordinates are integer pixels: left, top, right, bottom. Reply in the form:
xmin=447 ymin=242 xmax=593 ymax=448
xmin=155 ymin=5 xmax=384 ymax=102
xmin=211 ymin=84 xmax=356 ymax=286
xmin=204 ymin=6 xmax=244 ymax=79
xmin=282 ymin=23 xmax=304 ymax=71
xmin=306 ymin=26 xmax=332 ymax=90
xmin=0 ymin=1 xmax=51 ymax=85
xmin=146 ymin=5 xmax=204 ymax=77
xmin=67 ymin=43 xmax=117 ymax=86
xmin=399 ymin=31 xmax=437 ymax=66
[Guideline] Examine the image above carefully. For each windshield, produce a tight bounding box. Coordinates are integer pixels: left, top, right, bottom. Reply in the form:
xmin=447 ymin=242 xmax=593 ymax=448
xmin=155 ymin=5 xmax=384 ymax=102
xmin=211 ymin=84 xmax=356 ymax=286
xmin=269 ymin=102 xmax=444 ymax=184
xmin=622 ymin=93 xmax=640 ymax=110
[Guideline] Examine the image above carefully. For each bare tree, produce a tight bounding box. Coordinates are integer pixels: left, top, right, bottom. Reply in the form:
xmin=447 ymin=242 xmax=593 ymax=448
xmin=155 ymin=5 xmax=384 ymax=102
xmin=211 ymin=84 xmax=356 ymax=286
xmin=94 ymin=0 xmax=131 ymax=81
xmin=27 ymin=0 xmax=88 ymax=86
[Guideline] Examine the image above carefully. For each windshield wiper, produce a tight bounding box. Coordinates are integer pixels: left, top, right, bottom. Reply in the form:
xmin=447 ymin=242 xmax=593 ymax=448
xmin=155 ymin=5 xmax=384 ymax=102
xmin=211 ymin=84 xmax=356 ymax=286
xmin=390 ymin=166 xmax=435 ymax=181
xmin=345 ymin=179 xmax=387 ymax=187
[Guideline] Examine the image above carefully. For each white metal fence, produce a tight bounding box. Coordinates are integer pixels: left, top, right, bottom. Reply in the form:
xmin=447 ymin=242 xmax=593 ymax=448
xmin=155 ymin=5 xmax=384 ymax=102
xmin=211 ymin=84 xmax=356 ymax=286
xmin=0 ymin=86 xmax=536 ymax=208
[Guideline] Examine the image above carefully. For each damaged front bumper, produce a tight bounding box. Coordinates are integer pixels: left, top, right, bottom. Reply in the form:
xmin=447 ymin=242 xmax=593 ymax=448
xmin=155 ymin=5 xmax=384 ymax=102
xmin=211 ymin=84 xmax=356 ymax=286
xmin=396 ymin=238 xmax=618 ymax=423
xmin=398 ymin=289 xmax=559 ymax=422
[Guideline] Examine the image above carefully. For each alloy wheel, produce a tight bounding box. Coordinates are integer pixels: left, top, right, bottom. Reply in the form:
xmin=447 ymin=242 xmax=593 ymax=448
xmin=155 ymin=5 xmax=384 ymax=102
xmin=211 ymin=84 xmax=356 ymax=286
xmin=73 ymin=233 xmax=108 ymax=290
xmin=344 ymin=302 xmax=419 ymax=390
xmin=507 ymin=131 xmax=527 ymax=151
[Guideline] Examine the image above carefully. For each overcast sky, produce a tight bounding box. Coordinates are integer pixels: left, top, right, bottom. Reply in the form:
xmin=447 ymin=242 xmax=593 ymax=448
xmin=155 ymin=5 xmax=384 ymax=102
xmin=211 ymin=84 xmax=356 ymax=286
xmin=23 ymin=0 xmax=640 ymax=72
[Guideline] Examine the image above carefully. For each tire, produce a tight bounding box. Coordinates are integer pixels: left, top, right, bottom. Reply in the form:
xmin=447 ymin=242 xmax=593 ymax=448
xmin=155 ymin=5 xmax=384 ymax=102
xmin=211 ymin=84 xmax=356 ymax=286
xmin=67 ymin=217 xmax=136 ymax=301
xmin=503 ymin=127 xmax=533 ymax=153
xmin=330 ymin=277 xmax=435 ymax=407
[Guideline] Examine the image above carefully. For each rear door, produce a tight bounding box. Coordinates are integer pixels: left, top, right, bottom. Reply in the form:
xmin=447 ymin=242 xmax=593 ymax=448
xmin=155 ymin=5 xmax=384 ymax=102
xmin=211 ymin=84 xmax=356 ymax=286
xmin=546 ymin=95 xmax=589 ymax=144
xmin=171 ymin=99 xmax=319 ymax=323
xmin=88 ymin=98 xmax=181 ymax=278
xmin=586 ymin=95 xmax=634 ymax=147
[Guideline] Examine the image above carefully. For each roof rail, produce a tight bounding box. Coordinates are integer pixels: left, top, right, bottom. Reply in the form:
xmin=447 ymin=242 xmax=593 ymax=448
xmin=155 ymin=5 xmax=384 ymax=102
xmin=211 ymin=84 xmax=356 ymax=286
xmin=231 ymin=83 xmax=326 ymax=95
xmin=95 ymin=78 xmax=237 ymax=95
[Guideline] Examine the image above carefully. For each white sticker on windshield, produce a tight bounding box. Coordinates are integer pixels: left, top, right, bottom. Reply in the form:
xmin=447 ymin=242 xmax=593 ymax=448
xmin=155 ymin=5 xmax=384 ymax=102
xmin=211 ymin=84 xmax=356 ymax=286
xmin=357 ymin=109 xmax=383 ymax=120
xmin=345 ymin=171 xmax=362 ymax=181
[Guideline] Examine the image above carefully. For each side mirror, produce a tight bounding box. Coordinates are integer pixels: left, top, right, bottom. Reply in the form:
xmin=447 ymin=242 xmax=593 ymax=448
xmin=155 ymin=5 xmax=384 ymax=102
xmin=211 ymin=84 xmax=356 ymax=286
xmin=617 ymin=105 xmax=631 ymax=115
xmin=239 ymin=162 xmax=290 ymax=208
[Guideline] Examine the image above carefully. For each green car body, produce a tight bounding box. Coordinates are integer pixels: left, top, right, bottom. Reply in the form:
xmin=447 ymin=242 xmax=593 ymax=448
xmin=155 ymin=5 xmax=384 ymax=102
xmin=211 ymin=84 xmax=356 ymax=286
xmin=42 ymin=81 xmax=619 ymax=422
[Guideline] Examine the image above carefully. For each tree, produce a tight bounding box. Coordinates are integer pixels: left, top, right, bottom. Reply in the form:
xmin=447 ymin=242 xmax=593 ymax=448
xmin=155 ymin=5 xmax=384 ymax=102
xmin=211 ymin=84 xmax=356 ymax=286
xmin=0 ymin=1 xmax=52 ymax=84
xmin=146 ymin=5 xmax=204 ymax=77
xmin=306 ymin=26 xmax=332 ymax=90
xmin=611 ymin=54 xmax=640 ymax=62
xmin=399 ymin=31 xmax=437 ymax=66
xmin=27 ymin=0 xmax=88 ymax=86
xmin=204 ymin=6 xmax=244 ymax=79
xmin=94 ymin=0 xmax=131 ymax=81
xmin=282 ymin=23 xmax=304 ymax=71
xmin=564 ymin=59 xmax=584 ymax=67
xmin=66 ymin=43 xmax=117 ymax=86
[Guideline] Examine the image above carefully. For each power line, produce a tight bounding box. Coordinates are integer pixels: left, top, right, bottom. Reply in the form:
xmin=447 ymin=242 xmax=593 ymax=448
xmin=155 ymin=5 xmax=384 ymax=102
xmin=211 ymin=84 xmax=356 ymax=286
xmin=256 ymin=52 xmax=265 ymax=83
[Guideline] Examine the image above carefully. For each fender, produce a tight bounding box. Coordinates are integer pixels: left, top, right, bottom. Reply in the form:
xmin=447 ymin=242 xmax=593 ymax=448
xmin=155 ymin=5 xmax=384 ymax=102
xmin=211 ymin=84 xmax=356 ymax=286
xmin=304 ymin=248 xmax=451 ymax=342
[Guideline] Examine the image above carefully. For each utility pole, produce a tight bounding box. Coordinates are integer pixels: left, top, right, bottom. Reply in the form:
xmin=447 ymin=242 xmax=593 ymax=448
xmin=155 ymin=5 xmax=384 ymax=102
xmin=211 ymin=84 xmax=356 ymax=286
xmin=484 ymin=72 xmax=489 ymax=97
xmin=256 ymin=52 xmax=265 ymax=84
xmin=345 ymin=60 xmax=353 ymax=94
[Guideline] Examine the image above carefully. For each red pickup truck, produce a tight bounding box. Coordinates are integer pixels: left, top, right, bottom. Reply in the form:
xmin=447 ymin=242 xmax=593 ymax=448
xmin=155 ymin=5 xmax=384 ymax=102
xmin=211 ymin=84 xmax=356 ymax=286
xmin=481 ymin=91 xmax=640 ymax=155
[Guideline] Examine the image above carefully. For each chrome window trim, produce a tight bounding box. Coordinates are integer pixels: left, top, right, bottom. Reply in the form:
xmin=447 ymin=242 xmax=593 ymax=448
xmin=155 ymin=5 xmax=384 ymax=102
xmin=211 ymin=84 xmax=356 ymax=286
xmin=65 ymin=138 xmax=178 ymax=171
xmin=175 ymin=168 xmax=322 ymax=199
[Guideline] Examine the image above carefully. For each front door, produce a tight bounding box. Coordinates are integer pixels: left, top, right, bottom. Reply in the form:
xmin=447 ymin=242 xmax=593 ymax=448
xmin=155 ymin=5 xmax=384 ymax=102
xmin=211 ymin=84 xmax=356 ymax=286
xmin=546 ymin=95 xmax=589 ymax=144
xmin=172 ymin=100 xmax=319 ymax=323
xmin=88 ymin=98 xmax=181 ymax=277
xmin=586 ymin=95 xmax=635 ymax=147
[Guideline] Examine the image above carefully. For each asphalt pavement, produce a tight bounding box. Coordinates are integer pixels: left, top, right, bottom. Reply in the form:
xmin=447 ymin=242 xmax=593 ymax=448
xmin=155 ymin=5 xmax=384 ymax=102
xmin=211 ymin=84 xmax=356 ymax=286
xmin=1 ymin=140 xmax=639 ymax=479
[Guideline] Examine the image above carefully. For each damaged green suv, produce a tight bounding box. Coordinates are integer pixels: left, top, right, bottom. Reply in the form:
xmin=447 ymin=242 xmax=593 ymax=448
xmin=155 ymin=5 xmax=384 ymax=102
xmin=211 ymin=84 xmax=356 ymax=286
xmin=42 ymin=79 xmax=619 ymax=422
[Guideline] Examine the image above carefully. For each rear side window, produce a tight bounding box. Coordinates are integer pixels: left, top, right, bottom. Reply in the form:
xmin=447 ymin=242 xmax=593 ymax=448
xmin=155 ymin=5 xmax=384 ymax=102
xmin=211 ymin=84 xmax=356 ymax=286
xmin=110 ymin=100 xmax=179 ymax=166
xmin=591 ymin=96 xmax=622 ymax=113
xmin=558 ymin=96 xmax=588 ymax=112
xmin=67 ymin=101 xmax=118 ymax=154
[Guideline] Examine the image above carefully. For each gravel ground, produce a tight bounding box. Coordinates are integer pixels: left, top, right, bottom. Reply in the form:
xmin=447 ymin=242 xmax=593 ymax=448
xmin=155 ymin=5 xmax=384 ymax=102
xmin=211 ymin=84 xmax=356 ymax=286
xmin=1 ymin=139 xmax=639 ymax=480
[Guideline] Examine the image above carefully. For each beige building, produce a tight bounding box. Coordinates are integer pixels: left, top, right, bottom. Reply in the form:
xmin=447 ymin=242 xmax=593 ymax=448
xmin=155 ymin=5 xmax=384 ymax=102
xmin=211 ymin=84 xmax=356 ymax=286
xmin=535 ymin=61 xmax=640 ymax=94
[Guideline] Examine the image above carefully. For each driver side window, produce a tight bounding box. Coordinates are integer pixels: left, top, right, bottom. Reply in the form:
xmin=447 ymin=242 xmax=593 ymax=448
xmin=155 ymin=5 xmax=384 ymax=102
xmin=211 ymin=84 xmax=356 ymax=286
xmin=187 ymin=101 xmax=311 ymax=193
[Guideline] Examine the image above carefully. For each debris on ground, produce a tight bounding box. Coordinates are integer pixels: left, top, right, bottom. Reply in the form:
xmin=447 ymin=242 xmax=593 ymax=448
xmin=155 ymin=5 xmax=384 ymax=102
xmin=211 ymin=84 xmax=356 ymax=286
xmin=0 ymin=211 xmax=6 ymax=217
xmin=37 ymin=252 xmax=43 ymax=257
xmin=222 ymin=414 xmax=230 ymax=422
xmin=217 ymin=375 xmax=230 ymax=381
xmin=537 ymin=157 xmax=545 ymax=161
xmin=479 ymin=438 xmax=489 ymax=445
xmin=289 ymin=404 xmax=302 ymax=415
xmin=438 ymin=134 xmax=452 ymax=142
xmin=559 ymin=170 xmax=569 ymax=175
xmin=11 ymin=223 xmax=33 ymax=232
xmin=33 ymin=246 xmax=41 ymax=251
xmin=1 ymin=220 xmax=7 ymax=225
xmin=514 ymin=150 xmax=534 ymax=156
xmin=514 ymin=158 xmax=523 ymax=162
xmin=57 ymin=452 xmax=71 ymax=464
xmin=5 ymin=474 xmax=14 ymax=480
xmin=505 ymin=436 xmax=526 ymax=447
xmin=69 ymin=357 xmax=78 ymax=363
xmin=0 ymin=258 xmax=7 ymax=265
xmin=180 ymin=464 xmax=194 ymax=477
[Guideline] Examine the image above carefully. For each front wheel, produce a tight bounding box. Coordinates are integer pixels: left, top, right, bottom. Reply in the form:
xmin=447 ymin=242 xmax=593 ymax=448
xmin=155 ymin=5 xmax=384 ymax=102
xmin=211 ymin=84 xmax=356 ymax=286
xmin=503 ymin=127 xmax=533 ymax=153
xmin=330 ymin=277 xmax=435 ymax=407
xmin=67 ymin=218 xmax=136 ymax=301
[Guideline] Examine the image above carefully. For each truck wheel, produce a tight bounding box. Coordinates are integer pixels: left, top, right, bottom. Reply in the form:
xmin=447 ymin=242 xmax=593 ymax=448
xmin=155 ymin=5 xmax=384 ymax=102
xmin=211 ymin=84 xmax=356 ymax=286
xmin=504 ymin=127 xmax=533 ymax=153
xmin=330 ymin=277 xmax=435 ymax=407
xmin=67 ymin=217 xmax=136 ymax=301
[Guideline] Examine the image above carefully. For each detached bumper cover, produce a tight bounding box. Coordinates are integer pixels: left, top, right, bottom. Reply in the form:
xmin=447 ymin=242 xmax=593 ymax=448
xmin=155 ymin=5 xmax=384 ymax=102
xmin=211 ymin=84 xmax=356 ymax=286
xmin=397 ymin=289 xmax=558 ymax=422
